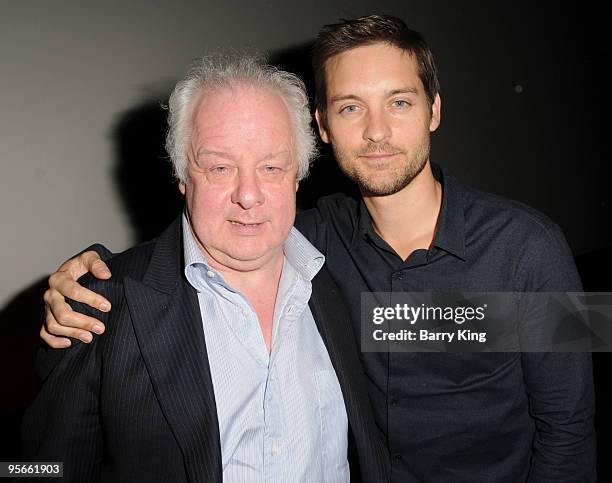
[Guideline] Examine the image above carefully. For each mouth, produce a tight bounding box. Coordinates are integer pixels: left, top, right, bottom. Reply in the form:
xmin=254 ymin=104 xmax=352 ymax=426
xmin=361 ymin=152 xmax=400 ymax=159
xmin=359 ymin=152 xmax=401 ymax=165
xmin=227 ymin=220 xmax=266 ymax=235
xmin=229 ymin=220 xmax=263 ymax=227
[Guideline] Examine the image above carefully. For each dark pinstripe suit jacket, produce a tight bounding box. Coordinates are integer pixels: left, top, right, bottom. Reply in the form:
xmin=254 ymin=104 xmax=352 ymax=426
xmin=22 ymin=216 xmax=390 ymax=483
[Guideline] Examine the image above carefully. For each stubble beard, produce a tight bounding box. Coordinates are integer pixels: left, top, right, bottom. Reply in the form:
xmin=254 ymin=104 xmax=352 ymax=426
xmin=333 ymin=138 xmax=431 ymax=197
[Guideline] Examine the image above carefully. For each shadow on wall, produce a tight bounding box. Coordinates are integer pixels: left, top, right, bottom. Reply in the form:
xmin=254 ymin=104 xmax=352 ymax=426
xmin=112 ymin=99 xmax=184 ymax=244
xmin=0 ymin=277 xmax=47 ymax=459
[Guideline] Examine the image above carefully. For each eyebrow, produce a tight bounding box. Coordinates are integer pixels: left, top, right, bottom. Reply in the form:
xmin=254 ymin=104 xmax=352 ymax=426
xmin=195 ymin=149 xmax=291 ymax=163
xmin=196 ymin=149 xmax=234 ymax=160
xmin=259 ymin=150 xmax=292 ymax=163
xmin=329 ymin=87 xmax=419 ymax=104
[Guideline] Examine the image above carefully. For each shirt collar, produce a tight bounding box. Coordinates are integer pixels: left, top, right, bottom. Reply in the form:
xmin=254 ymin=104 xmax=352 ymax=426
xmin=182 ymin=212 xmax=325 ymax=291
xmin=431 ymin=163 xmax=467 ymax=260
xmin=283 ymin=226 xmax=326 ymax=281
xmin=354 ymin=162 xmax=466 ymax=261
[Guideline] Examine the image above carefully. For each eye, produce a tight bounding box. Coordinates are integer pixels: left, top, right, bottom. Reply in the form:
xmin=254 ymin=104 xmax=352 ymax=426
xmin=340 ymin=104 xmax=360 ymax=114
xmin=206 ymin=165 xmax=234 ymax=181
xmin=262 ymin=165 xmax=283 ymax=175
xmin=391 ymin=99 xmax=410 ymax=108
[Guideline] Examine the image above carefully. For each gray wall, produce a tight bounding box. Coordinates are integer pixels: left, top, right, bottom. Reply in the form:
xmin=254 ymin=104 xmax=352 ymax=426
xmin=1 ymin=1 xmax=608 ymax=309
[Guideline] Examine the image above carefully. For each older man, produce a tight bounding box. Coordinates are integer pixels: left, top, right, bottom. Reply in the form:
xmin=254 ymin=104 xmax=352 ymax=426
xmin=22 ymin=54 xmax=388 ymax=482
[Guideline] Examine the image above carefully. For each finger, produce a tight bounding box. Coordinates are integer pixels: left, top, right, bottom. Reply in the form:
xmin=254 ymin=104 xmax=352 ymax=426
xmin=45 ymin=293 xmax=106 ymax=333
xmin=57 ymin=252 xmax=95 ymax=280
xmin=47 ymin=273 xmax=111 ymax=312
xmin=82 ymin=252 xmax=112 ymax=280
xmin=45 ymin=310 xmax=96 ymax=343
xmin=40 ymin=325 xmax=72 ymax=349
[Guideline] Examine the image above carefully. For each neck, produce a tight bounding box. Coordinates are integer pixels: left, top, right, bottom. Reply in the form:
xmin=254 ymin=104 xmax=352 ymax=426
xmin=363 ymin=161 xmax=442 ymax=261
xmin=207 ymin=251 xmax=285 ymax=297
xmin=207 ymin=251 xmax=284 ymax=355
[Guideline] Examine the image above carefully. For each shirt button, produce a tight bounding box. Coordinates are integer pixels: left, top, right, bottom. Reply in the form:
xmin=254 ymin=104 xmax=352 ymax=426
xmin=206 ymin=270 xmax=215 ymax=278
xmin=394 ymin=454 xmax=402 ymax=463
xmin=242 ymin=308 xmax=249 ymax=317
xmin=390 ymin=397 xmax=399 ymax=406
xmin=271 ymin=444 xmax=281 ymax=456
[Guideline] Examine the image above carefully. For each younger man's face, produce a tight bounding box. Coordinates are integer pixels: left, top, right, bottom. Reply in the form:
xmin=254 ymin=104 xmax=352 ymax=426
xmin=316 ymin=42 xmax=441 ymax=196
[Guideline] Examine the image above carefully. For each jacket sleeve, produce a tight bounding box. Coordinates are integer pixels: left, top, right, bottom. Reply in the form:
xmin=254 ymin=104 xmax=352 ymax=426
xmin=518 ymin=223 xmax=596 ymax=482
xmin=22 ymin=296 xmax=105 ymax=482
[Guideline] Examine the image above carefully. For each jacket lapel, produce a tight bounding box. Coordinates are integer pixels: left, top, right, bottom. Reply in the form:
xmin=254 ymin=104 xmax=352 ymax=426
xmin=308 ymin=267 xmax=361 ymax=421
xmin=309 ymin=267 xmax=391 ymax=482
xmin=124 ymin=217 xmax=222 ymax=482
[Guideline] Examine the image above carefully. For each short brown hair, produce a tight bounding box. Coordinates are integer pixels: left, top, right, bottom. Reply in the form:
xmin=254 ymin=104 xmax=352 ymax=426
xmin=312 ymin=15 xmax=440 ymax=119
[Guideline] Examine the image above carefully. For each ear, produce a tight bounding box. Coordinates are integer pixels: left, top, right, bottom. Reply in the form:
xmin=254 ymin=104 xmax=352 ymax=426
xmin=429 ymin=93 xmax=441 ymax=132
xmin=179 ymin=182 xmax=186 ymax=195
xmin=315 ymin=109 xmax=331 ymax=144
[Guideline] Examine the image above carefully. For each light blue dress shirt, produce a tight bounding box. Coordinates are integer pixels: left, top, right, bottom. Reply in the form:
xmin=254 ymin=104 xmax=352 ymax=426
xmin=182 ymin=215 xmax=349 ymax=482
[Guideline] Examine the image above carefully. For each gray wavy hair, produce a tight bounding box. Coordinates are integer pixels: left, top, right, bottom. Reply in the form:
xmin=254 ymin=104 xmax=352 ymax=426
xmin=166 ymin=52 xmax=317 ymax=183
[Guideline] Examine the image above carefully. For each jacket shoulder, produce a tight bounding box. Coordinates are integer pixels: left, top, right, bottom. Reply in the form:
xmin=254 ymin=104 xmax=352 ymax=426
xmin=76 ymin=238 xmax=157 ymax=296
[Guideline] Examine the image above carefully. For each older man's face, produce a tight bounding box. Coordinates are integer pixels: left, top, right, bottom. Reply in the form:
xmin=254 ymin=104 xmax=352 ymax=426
xmin=180 ymin=84 xmax=298 ymax=273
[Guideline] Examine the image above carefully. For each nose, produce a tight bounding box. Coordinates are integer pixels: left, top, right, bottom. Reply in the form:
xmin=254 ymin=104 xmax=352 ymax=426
xmin=363 ymin=108 xmax=391 ymax=144
xmin=231 ymin=169 xmax=264 ymax=209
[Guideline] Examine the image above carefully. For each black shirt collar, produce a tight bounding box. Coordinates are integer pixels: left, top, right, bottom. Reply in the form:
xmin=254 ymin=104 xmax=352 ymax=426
xmin=353 ymin=162 xmax=467 ymax=261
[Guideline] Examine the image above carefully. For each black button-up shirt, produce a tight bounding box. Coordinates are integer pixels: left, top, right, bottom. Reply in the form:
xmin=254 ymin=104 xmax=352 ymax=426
xmin=295 ymin=163 xmax=595 ymax=482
